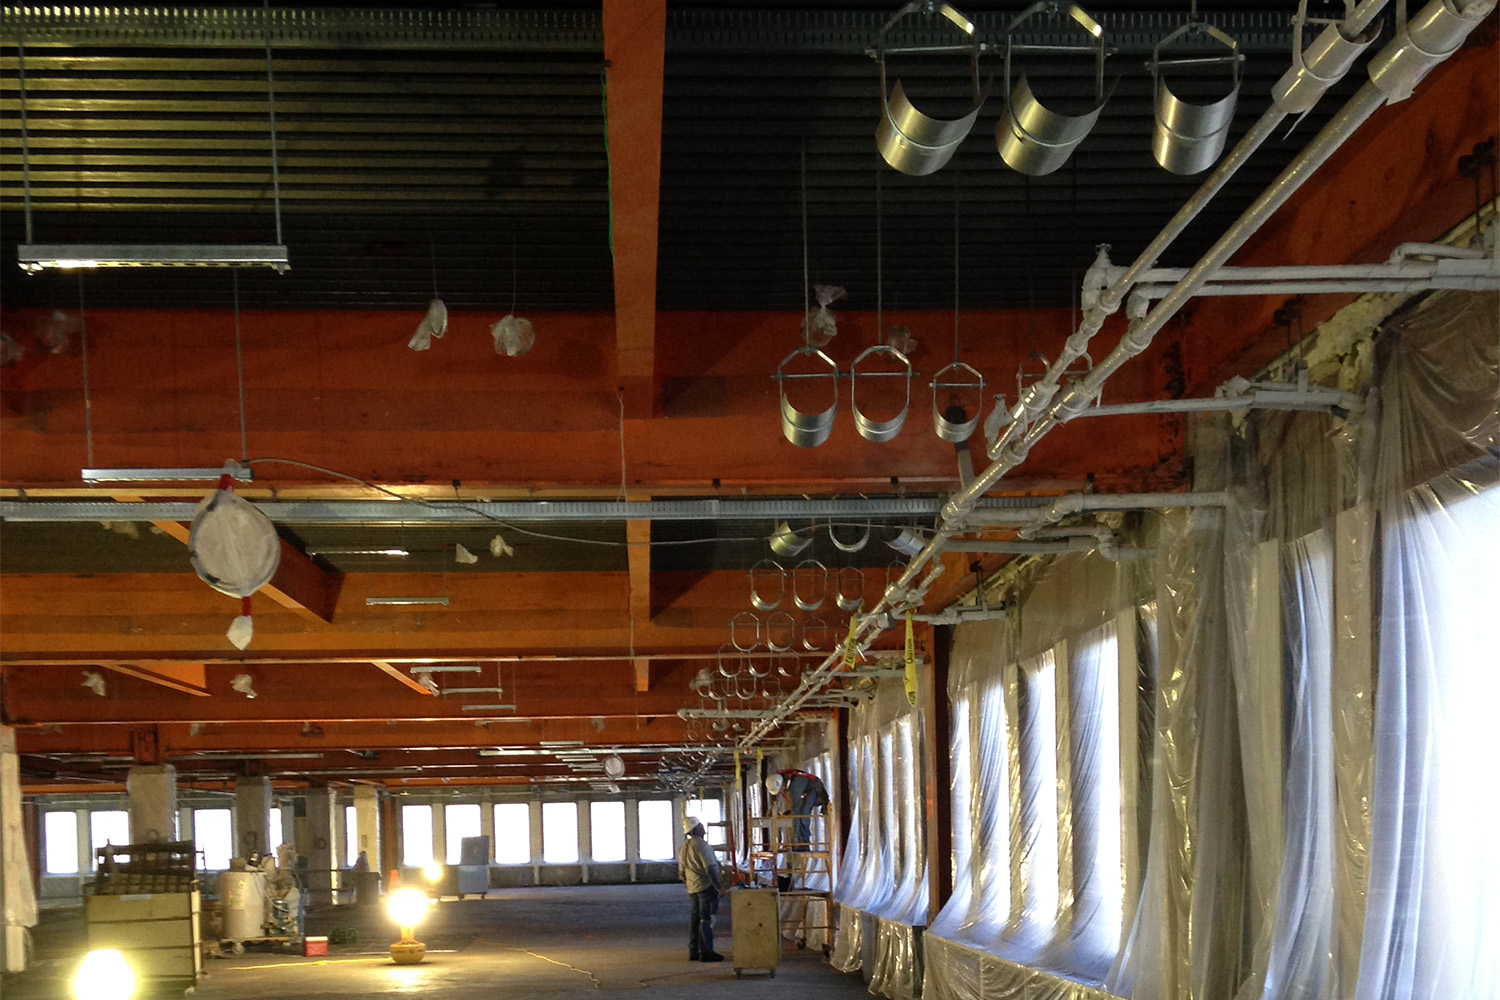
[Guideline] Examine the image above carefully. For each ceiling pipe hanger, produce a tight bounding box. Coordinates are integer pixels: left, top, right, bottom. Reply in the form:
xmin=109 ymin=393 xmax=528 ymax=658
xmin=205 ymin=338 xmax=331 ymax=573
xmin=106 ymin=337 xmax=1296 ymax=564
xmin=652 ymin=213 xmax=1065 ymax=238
xmin=875 ymin=1 xmax=984 ymax=176
xmin=996 ymin=1 xmax=1114 ymax=177
xmin=851 ymin=155 xmax=913 ymax=443
xmin=776 ymin=143 xmax=839 ymax=448
xmin=1150 ymin=0 xmax=1245 ymax=175
xmin=931 ymin=175 xmax=986 ymax=442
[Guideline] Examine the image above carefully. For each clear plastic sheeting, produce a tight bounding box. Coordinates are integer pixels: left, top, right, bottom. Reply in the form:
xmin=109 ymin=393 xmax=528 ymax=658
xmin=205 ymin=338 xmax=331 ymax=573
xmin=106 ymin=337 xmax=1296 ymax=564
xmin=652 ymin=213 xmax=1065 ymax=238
xmin=927 ymin=553 xmax=1142 ymax=999
xmin=1357 ymin=290 xmax=1499 ymax=1000
xmin=832 ymin=677 xmax=929 ymax=997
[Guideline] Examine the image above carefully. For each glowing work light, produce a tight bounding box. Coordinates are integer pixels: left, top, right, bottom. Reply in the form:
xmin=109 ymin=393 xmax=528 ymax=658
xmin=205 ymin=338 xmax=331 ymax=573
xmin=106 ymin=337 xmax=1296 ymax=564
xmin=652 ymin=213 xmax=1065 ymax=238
xmin=423 ymin=862 xmax=444 ymax=884
xmin=73 ymin=949 xmax=135 ymax=1000
xmin=386 ymin=887 xmax=432 ymax=965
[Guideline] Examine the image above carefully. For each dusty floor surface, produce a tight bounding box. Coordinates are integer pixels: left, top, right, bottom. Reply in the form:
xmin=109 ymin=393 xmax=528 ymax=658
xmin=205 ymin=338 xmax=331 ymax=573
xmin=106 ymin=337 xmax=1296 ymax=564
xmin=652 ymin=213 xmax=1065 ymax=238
xmin=4 ymin=883 xmax=869 ymax=998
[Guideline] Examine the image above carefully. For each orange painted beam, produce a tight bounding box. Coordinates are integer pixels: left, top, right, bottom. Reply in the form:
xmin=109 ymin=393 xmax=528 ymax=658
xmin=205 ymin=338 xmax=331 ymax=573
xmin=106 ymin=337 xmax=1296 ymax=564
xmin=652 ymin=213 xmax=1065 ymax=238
xmin=1 ymin=658 xmax=699 ymax=726
xmin=634 ymin=657 xmax=650 ymax=693
xmin=0 ymin=568 xmax=899 ymax=660
xmin=372 ymin=659 xmax=437 ymax=696
xmin=0 ymin=305 xmax=1180 ymax=494
xmin=627 ymin=518 xmax=652 ymax=622
xmin=603 ymin=0 xmax=666 ymax=420
xmin=262 ymin=537 xmax=342 ymax=624
xmin=14 ymin=716 xmax=693 ymax=755
xmin=101 ymin=662 xmax=210 ymax=698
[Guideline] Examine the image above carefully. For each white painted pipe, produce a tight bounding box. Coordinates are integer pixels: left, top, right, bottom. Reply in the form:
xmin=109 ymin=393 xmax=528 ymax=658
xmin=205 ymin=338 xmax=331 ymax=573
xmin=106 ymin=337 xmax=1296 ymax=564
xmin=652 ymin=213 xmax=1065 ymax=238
xmin=737 ymin=0 xmax=1500 ymax=751
xmin=1130 ymin=275 xmax=1500 ymax=300
xmin=1119 ymin=252 xmax=1498 ymax=286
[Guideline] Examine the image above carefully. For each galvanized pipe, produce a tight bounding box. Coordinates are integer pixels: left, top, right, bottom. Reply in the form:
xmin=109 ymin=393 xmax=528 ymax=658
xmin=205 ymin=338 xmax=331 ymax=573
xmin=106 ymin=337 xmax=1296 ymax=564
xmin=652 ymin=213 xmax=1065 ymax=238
xmin=737 ymin=0 xmax=1494 ymax=750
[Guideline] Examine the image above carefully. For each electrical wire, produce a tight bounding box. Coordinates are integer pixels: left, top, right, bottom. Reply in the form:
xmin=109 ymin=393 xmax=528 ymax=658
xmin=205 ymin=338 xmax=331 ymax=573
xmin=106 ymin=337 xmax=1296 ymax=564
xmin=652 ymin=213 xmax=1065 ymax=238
xmin=241 ymin=457 xmax=797 ymax=549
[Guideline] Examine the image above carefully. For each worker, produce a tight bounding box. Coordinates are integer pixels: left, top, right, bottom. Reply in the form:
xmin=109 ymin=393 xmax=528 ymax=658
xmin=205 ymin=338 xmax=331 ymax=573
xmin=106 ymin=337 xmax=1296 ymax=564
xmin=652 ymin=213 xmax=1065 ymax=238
xmin=766 ymin=768 xmax=829 ymax=847
xmin=677 ymin=815 xmax=724 ymax=962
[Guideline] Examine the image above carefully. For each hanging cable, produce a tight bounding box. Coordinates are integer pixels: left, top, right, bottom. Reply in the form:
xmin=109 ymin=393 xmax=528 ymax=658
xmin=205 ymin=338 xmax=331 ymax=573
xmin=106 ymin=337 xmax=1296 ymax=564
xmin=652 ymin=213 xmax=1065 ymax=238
xmin=801 ymin=141 xmax=810 ymax=334
xmin=233 ymin=270 xmax=248 ymax=463
xmin=78 ymin=275 xmax=93 ymax=468
xmin=877 ymin=153 xmax=883 ymax=343
xmin=953 ymin=171 xmax=961 ymax=364
xmin=262 ymin=0 xmax=283 ymax=245
xmin=429 ymin=234 xmax=440 ymax=299
xmin=17 ymin=39 xmax=33 ymax=244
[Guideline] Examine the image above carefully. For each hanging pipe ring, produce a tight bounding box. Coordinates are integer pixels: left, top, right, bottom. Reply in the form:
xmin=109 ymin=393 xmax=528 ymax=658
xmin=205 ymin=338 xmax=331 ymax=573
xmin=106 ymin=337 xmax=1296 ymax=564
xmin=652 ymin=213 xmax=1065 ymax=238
xmin=729 ymin=610 xmax=761 ymax=653
xmin=931 ymin=360 xmax=987 ymax=443
xmin=829 ymin=519 xmax=871 ymax=553
xmin=793 ymin=558 xmax=829 ymax=611
xmin=801 ymin=615 xmax=830 ymax=651
xmin=749 ymin=558 xmax=786 ymax=610
xmin=836 ymin=566 xmax=866 ymax=611
xmin=765 ymin=610 xmax=796 ymax=653
xmin=717 ymin=642 xmax=740 ymax=678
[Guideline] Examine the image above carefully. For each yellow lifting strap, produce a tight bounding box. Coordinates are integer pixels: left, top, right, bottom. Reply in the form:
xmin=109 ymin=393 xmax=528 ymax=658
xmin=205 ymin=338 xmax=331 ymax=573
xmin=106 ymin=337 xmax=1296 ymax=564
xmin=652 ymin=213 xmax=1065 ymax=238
xmin=841 ymin=607 xmax=862 ymax=669
xmin=904 ymin=610 xmax=919 ymax=706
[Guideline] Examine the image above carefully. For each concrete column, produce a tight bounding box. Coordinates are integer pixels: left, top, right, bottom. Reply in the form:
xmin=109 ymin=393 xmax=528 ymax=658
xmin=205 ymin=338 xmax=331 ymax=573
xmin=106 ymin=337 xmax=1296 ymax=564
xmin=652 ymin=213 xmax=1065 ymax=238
xmin=1 ymin=728 xmax=39 ymax=973
xmin=577 ymin=799 xmax=592 ymax=884
xmin=302 ymin=788 xmax=336 ymax=905
xmin=479 ymin=792 xmax=495 ymax=857
xmin=126 ymin=764 xmax=178 ymax=843
xmin=625 ymin=797 xmax=640 ymax=882
xmin=528 ymin=801 xmax=543 ymax=885
xmin=353 ymin=785 xmax=379 ymax=869
xmin=234 ymin=776 xmax=272 ymax=859
xmin=431 ymin=801 xmax=447 ymax=866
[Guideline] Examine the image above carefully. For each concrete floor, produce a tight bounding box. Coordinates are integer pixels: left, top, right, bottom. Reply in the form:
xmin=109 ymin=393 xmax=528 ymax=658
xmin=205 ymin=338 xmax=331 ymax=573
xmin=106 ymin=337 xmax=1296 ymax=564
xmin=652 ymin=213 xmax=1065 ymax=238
xmin=4 ymin=883 xmax=869 ymax=998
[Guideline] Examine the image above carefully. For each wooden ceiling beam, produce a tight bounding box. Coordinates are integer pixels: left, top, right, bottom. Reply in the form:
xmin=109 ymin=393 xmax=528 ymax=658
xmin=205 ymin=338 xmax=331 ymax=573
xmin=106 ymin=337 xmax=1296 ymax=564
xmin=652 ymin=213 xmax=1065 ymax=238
xmin=15 ymin=716 xmax=696 ymax=755
xmin=371 ymin=659 xmax=437 ymax=697
xmin=99 ymin=662 xmax=210 ymax=698
xmin=604 ymin=0 xmax=666 ymax=421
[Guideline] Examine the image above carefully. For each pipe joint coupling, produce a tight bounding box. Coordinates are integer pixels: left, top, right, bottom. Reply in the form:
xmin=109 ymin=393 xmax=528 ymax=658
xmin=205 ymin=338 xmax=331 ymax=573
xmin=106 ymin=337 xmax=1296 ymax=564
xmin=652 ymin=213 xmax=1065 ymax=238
xmin=1370 ymin=0 xmax=1495 ymax=103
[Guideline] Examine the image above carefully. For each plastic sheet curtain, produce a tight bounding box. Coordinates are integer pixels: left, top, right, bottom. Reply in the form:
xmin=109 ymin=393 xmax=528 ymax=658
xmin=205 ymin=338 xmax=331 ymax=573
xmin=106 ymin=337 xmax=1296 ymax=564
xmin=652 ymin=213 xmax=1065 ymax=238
xmin=1356 ymin=290 xmax=1499 ymax=999
xmin=925 ymin=559 xmax=1140 ymax=1000
xmin=830 ymin=678 xmax=929 ymax=997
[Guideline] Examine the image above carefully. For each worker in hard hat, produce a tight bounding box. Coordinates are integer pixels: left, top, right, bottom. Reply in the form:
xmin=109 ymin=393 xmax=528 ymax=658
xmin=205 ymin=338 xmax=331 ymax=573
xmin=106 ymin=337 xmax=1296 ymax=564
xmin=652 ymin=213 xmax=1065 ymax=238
xmin=677 ymin=815 xmax=724 ymax=962
xmin=766 ymin=768 xmax=829 ymax=847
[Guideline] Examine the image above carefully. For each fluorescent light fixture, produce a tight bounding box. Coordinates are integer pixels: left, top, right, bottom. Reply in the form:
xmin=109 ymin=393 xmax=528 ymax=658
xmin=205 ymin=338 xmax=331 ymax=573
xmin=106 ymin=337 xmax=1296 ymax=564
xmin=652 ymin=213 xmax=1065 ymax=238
xmin=365 ymin=597 xmax=449 ymax=606
xmin=18 ymin=243 xmax=289 ymax=273
xmin=83 ymin=467 xmax=251 ymax=483
xmin=460 ymin=703 xmax=517 ymax=711
xmin=409 ymin=665 xmax=480 ymax=673
xmin=306 ymin=547 xmax=410 ymax=557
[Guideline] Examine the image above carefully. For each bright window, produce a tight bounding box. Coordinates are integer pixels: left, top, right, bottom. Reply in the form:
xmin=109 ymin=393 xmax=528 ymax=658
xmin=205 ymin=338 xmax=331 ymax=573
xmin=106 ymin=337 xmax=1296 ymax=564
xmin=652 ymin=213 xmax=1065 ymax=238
xmin=194 ymin=808 xmax=232 ymax=871
xmin=344 ymin=805 xmax=358 ymax=867
xmin=1070 ymin=621 xmax=1124 ymax=961
xmin=1019 ymin=651 xmax=1059 ymax=930
xmin=685 ymin=797 xmax=724 ymax=847
xmin=590 ymin=801 xmax=627 ymax=862
xmin=493 ymin=803 xmax=531 ymax=864
xmin=637 ymin=800 xmax=675 ymax=861
xmin=445 ymin=803 xmax=482 ymax=865
xmin=542 ymin=802 xmax=579 ymax=863
xmin=401 ymin=804 xmax=434 ymax=868
xmin=88 ymin=810 xmax=130 ymax=870
xmin=44 ymin=812 xmax=79 ymax=875
xmin=268 ymin=807 xmax=284 ymax=855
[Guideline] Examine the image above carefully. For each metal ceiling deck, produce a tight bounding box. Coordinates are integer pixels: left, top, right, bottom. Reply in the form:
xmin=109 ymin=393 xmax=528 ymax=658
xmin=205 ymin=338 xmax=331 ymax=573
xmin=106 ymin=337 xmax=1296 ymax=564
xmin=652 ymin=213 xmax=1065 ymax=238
xmin=0 ymin=4 xmax=1365 ymax=313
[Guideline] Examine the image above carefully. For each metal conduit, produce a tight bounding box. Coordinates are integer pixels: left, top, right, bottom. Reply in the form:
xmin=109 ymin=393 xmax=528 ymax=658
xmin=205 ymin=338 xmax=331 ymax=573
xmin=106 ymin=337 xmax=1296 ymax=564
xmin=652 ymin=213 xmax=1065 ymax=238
xmin=737 ymin=0 xmax=1493 ymax=750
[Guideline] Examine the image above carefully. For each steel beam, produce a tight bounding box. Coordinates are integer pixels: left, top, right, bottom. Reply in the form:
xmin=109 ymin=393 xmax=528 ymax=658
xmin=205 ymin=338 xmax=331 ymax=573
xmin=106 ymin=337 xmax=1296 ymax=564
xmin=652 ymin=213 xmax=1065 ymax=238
xmin=0 ymin=495 xmax=1045 ymax=524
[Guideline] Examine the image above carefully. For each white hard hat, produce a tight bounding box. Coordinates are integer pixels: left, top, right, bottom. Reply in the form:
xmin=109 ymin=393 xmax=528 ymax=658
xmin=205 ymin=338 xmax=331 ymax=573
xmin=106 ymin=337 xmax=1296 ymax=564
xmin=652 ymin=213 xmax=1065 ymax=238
xmin=766 ymin=772 xmax=786 ymax=795
xmin=682 ymin=814 xmax=703 ymax=834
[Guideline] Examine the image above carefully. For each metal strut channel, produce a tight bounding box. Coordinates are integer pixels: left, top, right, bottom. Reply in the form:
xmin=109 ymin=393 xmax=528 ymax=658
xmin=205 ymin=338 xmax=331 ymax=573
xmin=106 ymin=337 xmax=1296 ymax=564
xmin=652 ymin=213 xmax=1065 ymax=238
xmin=0 ymin=495 xmax=1050 ymax=524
